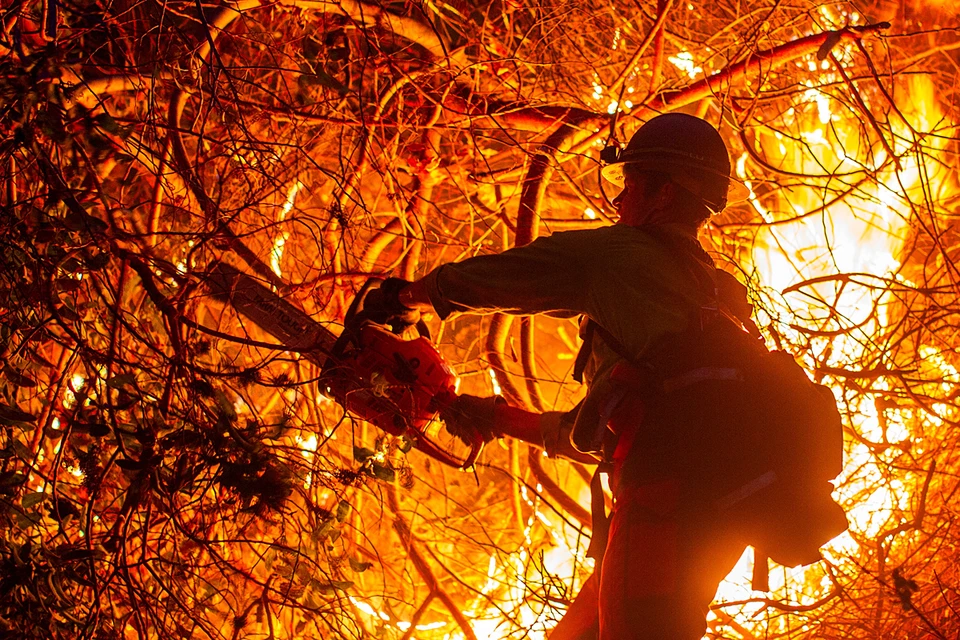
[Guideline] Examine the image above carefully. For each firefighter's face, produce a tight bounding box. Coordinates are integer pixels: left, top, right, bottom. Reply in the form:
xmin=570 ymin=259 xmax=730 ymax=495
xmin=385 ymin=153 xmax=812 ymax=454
xmin=612 ymin=171 xmax=673 ymax=226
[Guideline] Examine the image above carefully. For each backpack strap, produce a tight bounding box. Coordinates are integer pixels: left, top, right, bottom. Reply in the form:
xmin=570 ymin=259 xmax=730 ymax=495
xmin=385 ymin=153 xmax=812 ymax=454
xmin=592 ymin=322 xmax=649 ymax=368
xmin=585 ymin=462 xmax=614 ymax=565
xmin=752 ymin=550 xmax=770 ymax=592
xmin=572 ymin=321 xmax=595 ymax=384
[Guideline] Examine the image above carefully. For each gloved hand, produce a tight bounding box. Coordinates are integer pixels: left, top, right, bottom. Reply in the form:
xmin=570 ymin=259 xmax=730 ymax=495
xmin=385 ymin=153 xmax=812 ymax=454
xmin=361 ymin=277 xmax=420 ymax=333
xmin=442 ymin=394 xmax=503 ymax=445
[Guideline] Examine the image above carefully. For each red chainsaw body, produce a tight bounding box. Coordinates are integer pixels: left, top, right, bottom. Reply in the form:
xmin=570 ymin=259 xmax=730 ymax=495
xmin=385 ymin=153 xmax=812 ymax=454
xmin=323 ymin=324 xmax=476 ymax=466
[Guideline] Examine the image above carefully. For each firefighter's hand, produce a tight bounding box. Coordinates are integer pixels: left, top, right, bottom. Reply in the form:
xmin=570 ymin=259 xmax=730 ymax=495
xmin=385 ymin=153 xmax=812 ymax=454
xmin=443 ymin=394 xmax=503 ymax=444
xmin=362 ymin=278 xmax=420 ymax=333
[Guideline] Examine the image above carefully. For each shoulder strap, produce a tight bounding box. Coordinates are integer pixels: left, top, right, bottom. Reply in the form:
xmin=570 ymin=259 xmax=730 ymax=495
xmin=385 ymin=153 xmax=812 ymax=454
xmin=572 ymin=321 xmax=595 ymax=383
xmin=593 ymin=321 xmax=646 ymax=366
xmin=572 ymin=318 xmax=654 ymax=381
xmin=648 ymin=229 xmax=760 ymax=336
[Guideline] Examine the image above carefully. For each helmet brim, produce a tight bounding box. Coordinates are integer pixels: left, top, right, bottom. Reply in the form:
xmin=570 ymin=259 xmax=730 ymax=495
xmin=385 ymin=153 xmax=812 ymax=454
xmin=601 ymin=159 xmax=751 ymax=209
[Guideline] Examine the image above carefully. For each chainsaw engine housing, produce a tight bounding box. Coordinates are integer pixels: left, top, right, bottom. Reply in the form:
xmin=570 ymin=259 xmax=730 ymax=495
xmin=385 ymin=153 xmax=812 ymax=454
xmin=323 ymin=324 xmax=478 ymax=467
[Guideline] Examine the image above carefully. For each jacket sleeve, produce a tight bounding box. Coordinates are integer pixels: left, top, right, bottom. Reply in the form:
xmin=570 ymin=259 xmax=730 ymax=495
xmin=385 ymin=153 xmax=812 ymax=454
xmin=419 ymin=232 xmax=590 ymax=320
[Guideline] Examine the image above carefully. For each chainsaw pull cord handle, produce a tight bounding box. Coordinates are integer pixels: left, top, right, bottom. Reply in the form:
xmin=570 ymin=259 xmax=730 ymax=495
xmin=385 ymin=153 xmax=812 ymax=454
xmin=415 ymin=428 xmax=485 ymax=470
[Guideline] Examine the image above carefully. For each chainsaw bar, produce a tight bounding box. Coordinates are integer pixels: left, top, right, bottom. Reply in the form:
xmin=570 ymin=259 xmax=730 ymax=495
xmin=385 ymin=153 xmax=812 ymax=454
xmin=205 ymin=262 xmax=338 ymax=366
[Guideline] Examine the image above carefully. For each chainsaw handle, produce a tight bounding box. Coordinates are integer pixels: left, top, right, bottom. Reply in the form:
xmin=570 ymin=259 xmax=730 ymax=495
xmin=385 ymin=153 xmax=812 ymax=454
xmin=347 ymin=277 xmax=425 ymax=337
xmin=415 ymin=423 xmax=485 ymax=470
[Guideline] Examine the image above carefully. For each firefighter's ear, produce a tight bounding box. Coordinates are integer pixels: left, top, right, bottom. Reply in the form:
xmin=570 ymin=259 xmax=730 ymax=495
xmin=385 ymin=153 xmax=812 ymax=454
xmin=644 ymin=180 xmax=677 ymax=215
xmin=656 ymin=181 xmax=679 ymax=208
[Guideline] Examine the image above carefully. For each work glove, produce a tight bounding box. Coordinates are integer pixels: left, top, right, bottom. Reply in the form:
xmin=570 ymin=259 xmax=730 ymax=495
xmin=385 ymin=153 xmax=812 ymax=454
xmin=361 ymin=277 xmax=420 ymax=333
xmin=442 ymin=394 xmax=502 ymax=445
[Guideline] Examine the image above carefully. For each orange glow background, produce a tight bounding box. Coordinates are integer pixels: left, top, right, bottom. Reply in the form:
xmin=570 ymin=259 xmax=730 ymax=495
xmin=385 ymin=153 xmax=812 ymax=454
xmin=2 ymin=0 xmax=960 ymax=638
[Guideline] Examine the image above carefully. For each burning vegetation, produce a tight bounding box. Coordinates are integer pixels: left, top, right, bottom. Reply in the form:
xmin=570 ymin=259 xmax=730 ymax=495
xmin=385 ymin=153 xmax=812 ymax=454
xmin=1 ymin=0 xmax=959 ymax=637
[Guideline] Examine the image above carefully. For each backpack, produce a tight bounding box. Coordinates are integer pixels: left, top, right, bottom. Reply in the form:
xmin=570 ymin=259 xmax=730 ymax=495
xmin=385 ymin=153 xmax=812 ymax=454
xmin=637 ymin=302 xmax=849 ymax=571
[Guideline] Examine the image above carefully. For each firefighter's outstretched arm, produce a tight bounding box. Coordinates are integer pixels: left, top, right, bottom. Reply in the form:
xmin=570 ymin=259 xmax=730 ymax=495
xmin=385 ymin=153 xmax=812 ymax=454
xmin=442 ymin=395 xmax=543 ymax=447
xmin=397 ymin=232 xmax=592 ymax=320
xmin=445 ymin=395 xmax=596 ymax=465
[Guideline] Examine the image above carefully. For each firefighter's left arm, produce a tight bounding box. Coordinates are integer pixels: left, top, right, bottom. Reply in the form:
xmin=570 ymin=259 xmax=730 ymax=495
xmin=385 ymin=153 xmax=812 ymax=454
xmin=445 ymin=396 xmax=595 ymax=464
xmin=401 ymin=277 xmax=579 ymax=320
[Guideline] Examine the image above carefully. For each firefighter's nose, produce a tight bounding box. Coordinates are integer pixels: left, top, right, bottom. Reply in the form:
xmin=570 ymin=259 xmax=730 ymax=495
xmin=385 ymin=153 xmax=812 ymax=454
xmin=612 ymin=190 xmax=624 ymax=208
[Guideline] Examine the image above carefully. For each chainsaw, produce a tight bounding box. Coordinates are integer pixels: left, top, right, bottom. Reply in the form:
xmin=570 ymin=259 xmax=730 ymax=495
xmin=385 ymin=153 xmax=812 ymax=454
xmin=204 ymin=262 xmax=485 ymax=469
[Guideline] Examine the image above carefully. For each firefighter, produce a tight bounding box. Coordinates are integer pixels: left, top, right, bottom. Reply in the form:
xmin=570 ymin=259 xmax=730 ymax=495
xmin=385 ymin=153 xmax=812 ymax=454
xmin=366 ymin=112 xmax=758 ymax=639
